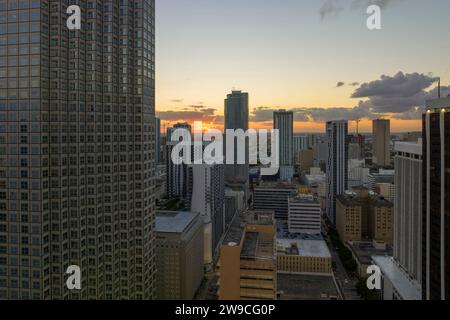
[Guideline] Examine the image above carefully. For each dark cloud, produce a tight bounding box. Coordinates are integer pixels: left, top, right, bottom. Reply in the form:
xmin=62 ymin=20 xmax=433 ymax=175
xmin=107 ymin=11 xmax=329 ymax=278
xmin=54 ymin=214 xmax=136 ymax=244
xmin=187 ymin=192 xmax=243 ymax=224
xmin=336 ymin=82 xmax=345 ymax=88
xmin=349 ymin=82 xmax=360 ymax=87
xmin=157 ymin=107 xmax=224 ymax=124
xmin=252 ymin=72 xmax=448 ymax=122
xmin=170 ymin=99 xmax=184 ymax=103
xmin=320 ymin=0 xmax=343 ymax=20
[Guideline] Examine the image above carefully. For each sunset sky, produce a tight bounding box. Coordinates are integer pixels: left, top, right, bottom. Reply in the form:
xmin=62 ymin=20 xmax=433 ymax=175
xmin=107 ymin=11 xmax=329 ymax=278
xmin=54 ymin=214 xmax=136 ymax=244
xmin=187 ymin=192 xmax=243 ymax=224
xmin=155 ymin=0 xmax=450 ymax=133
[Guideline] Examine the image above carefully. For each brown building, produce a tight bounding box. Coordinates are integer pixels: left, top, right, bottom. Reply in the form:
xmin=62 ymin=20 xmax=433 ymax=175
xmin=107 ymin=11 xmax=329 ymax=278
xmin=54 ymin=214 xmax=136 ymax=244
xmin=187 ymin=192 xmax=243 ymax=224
xmin=336 ymin=195 xmax=362 ymax=242
xmin=296 ymin=149 xmax=314 ymax=174
xmin=155 ymin=211 xmax=204 ymax=300
xmin=336 ymin=187 xmax=393 ymax=245
xmin=219 ymin=211 xmax=276 ymax=300
xmin=373 ymin=119 xmax=391 ymax=167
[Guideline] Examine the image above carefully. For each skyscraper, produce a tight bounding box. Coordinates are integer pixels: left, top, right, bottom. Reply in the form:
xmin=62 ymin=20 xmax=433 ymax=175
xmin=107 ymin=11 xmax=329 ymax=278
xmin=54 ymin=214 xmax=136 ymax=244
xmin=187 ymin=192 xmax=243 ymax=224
xmin=155 ymin=117 xmax=161 ymax=164
xmin=373 ymin=119 xmax=391 ymax=167
xmin=189 ymin=164 xmax=225 ymax=267
xmin=326 ymin=120 xmax=348 ymax=225
xmin=274 ymin=110 xmax=294 ymax=180
xmin=394 ymin=140 xmax=422 ymax=284
xmin=0 ymin=1 xmax=156 ymax=300
xmin=422 ymin=97 xmax=450 ymax=300
xmin=224 ymin=91 xmax=249 ymax=198
xmin=166 ymin=122 xmax=192 ymax=200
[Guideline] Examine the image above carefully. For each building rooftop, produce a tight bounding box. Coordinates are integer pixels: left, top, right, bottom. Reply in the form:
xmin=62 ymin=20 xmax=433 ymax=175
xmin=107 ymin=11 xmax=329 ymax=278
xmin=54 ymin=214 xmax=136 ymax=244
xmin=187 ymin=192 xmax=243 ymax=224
xmin=394 ymin=140 xmax=422 ymax=156
xmin=241 ymin=232 xmax=274 ymax=260
xmin=372 ymin=256 xmax=421 ymax=300
xmin=223 ymin=210 xmax=275 ymax=246
xmin=254 ymin=182 xmax=297 ymax=190
xmin=277 ymin=274 xmax=339 ymax=300
xmin=155 ymin=211 xmax=198 ymax=234
xmin=289 ymin=194 xmax=318 ymax=204
xmin=336 ymin=194 xmax=362 ymax=207
xmin=277 ymin=239 xmax=331 ymax=258
xmin=349 ymin=241 xmax=392 ymax=265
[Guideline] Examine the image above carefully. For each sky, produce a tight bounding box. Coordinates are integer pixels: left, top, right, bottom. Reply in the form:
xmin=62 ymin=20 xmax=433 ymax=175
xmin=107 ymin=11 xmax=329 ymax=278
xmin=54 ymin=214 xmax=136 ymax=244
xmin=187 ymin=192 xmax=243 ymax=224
xmin=155 ymin=0 xmax=450 ymax=133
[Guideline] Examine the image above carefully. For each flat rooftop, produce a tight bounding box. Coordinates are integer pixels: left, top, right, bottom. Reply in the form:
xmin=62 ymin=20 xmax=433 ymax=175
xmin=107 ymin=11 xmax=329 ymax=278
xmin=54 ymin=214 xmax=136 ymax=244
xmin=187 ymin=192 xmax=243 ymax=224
xmin=278 ymin=273 xmax=339 ymax=300
xmin=277 ymin=239 xmax=331 ymax=258
xmin=372 ymin=256 xmax=421 ymax=300
xmin=349 ymin=241 xmax=392 ymax=265
xmin=223 ymin=210 xmax=274 ymax=246
xmin=241 ymin=232 xmax=274 ymax=260
xmin=155 ymin=211 xmax=198 ymax=234
xmin=394 ymin=141 xmax=422 ymax=155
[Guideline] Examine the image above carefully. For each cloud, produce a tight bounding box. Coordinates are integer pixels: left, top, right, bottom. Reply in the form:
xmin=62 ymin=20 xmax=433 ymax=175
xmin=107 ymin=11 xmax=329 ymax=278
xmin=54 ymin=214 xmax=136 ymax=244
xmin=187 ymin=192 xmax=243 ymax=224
xmin=252 ymin=72 xmax=448 ymax=122
xmin=170 ymin=99 xmax=184 ymax=103
xmin=336 ymin=82 xmax=345 ymax=87
xmin=320 ymin=0 xmax=399 ymax=19
xmin=320 ymin=0 xmax=343 ymax=20
xmin=157 ymin=106 xmax=224 ymax=124
xmin=349 ymin=82 xmax=360 ymax=86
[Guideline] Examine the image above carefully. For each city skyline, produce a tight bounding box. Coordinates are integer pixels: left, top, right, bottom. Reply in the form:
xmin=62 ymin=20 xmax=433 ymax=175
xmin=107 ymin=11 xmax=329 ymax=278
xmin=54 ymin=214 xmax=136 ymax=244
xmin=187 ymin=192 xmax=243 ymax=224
xmin=156 ymin=0 xmax=450 ymax=133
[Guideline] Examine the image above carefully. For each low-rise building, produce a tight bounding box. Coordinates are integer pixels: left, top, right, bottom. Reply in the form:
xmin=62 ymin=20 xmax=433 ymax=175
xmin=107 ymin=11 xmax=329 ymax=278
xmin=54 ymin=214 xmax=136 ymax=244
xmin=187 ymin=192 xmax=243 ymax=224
xmin=277 ymin=239 xmax=332 ymax=274
xmin=253 ymin=182 xmax=297 ymax=220
xmin=219 ymin=211 xmax=277 ymax=300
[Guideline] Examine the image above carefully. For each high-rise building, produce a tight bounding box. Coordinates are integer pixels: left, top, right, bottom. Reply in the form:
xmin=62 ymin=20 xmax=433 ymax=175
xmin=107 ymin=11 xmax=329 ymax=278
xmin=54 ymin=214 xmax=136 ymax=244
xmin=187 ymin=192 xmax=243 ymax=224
xmin=373 ymin=119 xmax=391 ymax=167
xmin=422 ymin=97 xmax=450 ymax=300
xmin=326 ymin=120 xmax=349 ymax=225
xmin=155 ymin=211 xmax=204 ymax=300
xmin=166 ymin=123 xmax=192 ymax=200
xmin=288 ymin=194 xmax=321 ymax=235
xmin=219 ymin=210 xmax=276 ymax=300
xmin=293 ymin=135 xmax=307 ymax=155
xmin=189 ymin=164 xmax=225 ymax=266
xmin=274 ymin=110 xmax=294 ymax=180
xmin=155 ymin=117 xmax=161 ymax=164
xmin=0 ymin=1 xmax=156 ymax=300
xmin=224 ymin=91 xmax=249 ymax=197
xmin=394 ymin=141 xmax=423 ymax=282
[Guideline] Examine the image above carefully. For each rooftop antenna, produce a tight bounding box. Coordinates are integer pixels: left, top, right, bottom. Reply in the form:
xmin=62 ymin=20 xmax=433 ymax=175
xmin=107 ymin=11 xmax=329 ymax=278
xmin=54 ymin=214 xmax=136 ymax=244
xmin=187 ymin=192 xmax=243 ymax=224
xmin=438 ymin=77 xmax=441 ymax=99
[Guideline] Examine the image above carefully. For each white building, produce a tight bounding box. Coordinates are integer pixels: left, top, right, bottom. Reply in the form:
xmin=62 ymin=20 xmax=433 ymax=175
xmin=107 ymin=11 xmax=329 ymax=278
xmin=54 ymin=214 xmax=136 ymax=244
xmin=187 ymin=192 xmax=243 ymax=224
xmin=189 ymin=164 xmax=225 ymax=266
xmin=288 ymin=194 xmax=322 ymax=235
xmin=394 ymin=140 xmax=422 ymax=284
xmin=326 ymin=120 xmax=348 ymax=225
xmin=348 ymin=159 xmax=370 ymax=188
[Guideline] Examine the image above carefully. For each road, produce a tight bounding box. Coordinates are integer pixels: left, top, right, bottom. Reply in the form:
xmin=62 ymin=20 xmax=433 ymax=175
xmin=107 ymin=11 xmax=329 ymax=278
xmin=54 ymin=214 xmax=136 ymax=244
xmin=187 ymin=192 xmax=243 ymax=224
xmin=322 ymin=225 xmax=361 ymax=300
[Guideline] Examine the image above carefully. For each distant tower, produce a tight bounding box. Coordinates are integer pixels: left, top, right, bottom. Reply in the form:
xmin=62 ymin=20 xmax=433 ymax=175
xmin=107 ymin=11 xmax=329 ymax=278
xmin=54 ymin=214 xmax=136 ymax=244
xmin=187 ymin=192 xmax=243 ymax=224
xmin=373 ymin=119 xmax=391 ymax=167
xmin=274 ymin=110 xmax=294 ymax=180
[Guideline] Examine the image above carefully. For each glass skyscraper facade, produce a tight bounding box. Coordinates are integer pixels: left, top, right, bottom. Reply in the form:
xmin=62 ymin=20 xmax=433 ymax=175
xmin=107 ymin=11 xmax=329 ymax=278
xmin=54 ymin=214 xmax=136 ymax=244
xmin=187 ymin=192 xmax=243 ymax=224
xmin=0 ymin=0 xmax=156 ymax=299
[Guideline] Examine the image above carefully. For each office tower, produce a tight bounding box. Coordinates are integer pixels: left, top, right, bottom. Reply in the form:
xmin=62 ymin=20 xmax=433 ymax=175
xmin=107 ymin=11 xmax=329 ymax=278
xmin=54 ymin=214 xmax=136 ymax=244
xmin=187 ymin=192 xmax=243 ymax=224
xmin=155 ymin=117 xmax=161 ymax=164
xmin=166 ymin=122 xmax=192 ymax=200
xmin=394 ymin=141 xmax=423 ymax=284
xmin=224 ymin=189 xmax=245 ymax=227
xmin=293 ymin=134 xmax=307 ymax=155
xmin=155 ymin=211 xmax=204 ymax=300
xmin=219 ymin=210 xmax=276 ymax=300
xmin=253 ymin=182 xmax=297 ymax=220
xmin=348 ymin=159 xmax=370 ymax=188
xmin=288 ymin=194 xmax=321 ymax=235
xmin=326 ymin=120 xmax=349 ymax=225
xmin=274 ymin=110 xmax=294 ymax=180
xmin=313 ymin=140 xmax=328 ymax=171
xmin=373 ymin=119 xmax=391 ymax=167
xmin=224 ymin=91 xmax=249 ymax=197
xmin=422 ymin=97 xmax=450 ymax=300
xmin=0 ymin=1 xmax=156 ymax=300
xmin=189 ymin=164 xmax=225 ymax=266
xmin=297 ymin=149 xmax=314 ymax=174
xmin=277 ymin=239 xmax=332 ymax=274
xmin=348 ymin=143 xmax=362 ymax=160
